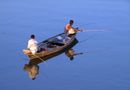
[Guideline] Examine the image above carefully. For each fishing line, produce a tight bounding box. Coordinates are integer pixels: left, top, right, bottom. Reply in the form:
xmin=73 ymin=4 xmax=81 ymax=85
xmin=78 ymin=33 xmax=97 ymax=44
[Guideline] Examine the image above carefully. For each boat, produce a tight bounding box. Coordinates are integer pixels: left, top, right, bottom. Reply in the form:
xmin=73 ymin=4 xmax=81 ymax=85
xmin=23 ymin=33 xmax=78 ymax=61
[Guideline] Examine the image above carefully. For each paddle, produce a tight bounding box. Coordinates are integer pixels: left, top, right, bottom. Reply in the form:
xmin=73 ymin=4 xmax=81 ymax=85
xmin=33 ymin=54 xmax=45 ymax=62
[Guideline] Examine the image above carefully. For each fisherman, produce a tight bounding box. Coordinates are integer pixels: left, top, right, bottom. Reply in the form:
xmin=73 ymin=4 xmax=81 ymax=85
xmin=64 ymin=20 xmax=82 ymax=37
xmin=27 ymin=34 xmax=38 ymax=55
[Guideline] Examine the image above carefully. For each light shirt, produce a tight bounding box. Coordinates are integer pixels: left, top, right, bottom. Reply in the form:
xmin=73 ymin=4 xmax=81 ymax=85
xmin=27 ymin=39 xmax=38 ymax=54
xmin=65 ymin=24 xmax=75 ymax=35
xmin=68 ymin=28 xmax=75 ymax=34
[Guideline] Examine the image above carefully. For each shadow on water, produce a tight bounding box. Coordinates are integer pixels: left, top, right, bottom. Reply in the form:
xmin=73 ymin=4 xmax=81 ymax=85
xmin=23 ymin=38 xmax=79 ymax=80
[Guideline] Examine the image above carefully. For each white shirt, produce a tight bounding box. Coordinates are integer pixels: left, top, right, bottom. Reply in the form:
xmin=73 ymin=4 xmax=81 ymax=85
xmin=65 ymin=24 xmax=75 ymax=35
xmin=68 ymin=28 xmax=75 ymax=35
xmin=27 ymin=39 xmax=38 ymax=54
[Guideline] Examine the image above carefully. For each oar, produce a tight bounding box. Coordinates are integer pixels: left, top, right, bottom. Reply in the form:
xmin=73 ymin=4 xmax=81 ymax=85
xmin=33 ymin=54 xmax=45 ymax=62
xmin=32 ymin=54 xmax=49 ymax=69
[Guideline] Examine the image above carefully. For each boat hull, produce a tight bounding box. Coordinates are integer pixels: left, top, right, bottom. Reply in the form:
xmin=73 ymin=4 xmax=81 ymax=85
xmin=24 ymin=33 xmax=78 ymax=61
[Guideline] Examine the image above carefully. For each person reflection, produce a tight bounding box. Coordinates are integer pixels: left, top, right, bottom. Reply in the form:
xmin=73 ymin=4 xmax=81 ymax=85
xmin=65 ymin=49 xmax=75 ymax=60
xmin=65 ymin=48 xmax=83 ymax=60
xmin=23 ymin=63 xmax=39 ymax=80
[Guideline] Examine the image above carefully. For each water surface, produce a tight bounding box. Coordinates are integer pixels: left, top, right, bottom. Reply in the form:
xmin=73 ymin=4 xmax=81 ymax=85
xmin=0 ymin=0 xmax=130 ymax=90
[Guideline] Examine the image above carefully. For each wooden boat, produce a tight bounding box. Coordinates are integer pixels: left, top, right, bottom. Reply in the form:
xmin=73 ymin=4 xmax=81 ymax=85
xmin=23 ymin=33 xmax=78 ymax=61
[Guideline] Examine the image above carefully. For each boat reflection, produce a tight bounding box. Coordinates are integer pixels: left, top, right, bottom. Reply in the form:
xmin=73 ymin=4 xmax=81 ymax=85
xmin=23 ymin=38 xmax=79 ymax=80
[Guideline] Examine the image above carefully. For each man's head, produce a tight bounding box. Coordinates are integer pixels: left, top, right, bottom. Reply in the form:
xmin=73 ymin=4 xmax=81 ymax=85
xmin=69 ymin=20 xmax=74 ymax=25
xmin=31 ymin=34 xmax=35 ymax=39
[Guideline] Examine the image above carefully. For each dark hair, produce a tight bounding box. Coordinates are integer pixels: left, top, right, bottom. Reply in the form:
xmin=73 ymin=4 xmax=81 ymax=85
xmin=32 ymin=77 xmax=36 ymax=80
xmin=69 ymin=20 xmax=74 ymax=24
xmin=31 ymin=34 xmax=35 ymax=39
xmin=70 ymin=56 xmax=74 ymax=60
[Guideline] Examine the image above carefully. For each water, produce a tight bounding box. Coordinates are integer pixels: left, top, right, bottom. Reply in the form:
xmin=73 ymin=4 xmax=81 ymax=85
xmin=0 ymin=0 xmax=130 ymax=90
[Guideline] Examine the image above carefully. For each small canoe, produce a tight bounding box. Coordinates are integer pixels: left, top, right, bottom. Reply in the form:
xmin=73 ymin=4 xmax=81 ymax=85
xmin=23 ymin=33 xmax=78 ymax=60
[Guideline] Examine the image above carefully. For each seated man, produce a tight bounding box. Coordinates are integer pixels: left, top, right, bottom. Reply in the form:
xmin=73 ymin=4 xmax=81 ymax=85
xmin=64 ymin=20 xmax=82 ymax=36
xmin=27 ymin=34 xmax=38 ymax=55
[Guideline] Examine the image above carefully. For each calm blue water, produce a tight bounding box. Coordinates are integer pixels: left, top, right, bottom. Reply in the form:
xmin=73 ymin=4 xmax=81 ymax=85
xmin=0 ymin=0 xmax=130 ymax=90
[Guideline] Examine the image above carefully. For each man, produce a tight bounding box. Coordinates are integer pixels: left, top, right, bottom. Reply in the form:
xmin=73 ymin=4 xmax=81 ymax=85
xmin=65 ymin=20 xmax=82 ymax=36
xmin=27 ymin=34 xmax=38 ymax=55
